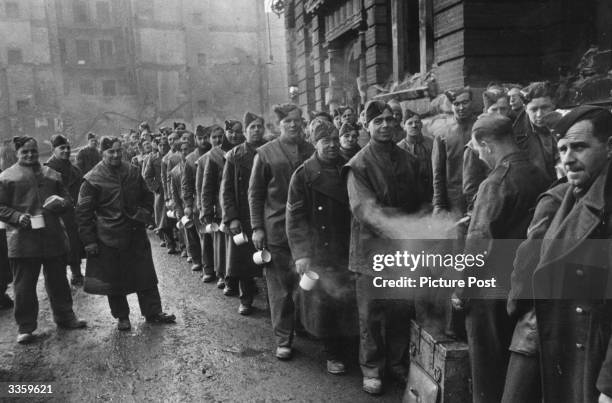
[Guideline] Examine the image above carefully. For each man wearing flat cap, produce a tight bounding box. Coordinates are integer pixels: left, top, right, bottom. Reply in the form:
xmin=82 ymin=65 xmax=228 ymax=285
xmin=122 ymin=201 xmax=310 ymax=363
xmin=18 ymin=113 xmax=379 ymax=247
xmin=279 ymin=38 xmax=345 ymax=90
xmin=248 ymin=103 xmax=314 ymax=360
xmin=76 ymin=132 xmax=101 ymax=176
xmin=343 ymin=100 xmax=424 ymax=395
xmin=452 ymin=114 xmax=550 ymax=403
xmin=514 ymin=106 xmax=612 ymax=403
xmin=432 ymin=87 xmax=475 ymax=218
xmin=45 ymin=134 xmax=84 ymax=286
xmin=0 ymin=136 xmax=86 ymax=344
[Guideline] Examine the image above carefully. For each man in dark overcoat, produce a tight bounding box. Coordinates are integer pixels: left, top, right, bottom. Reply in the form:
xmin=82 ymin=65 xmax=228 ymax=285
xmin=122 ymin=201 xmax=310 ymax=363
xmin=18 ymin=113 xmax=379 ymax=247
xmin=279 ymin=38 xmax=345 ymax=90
xmin=248 ymin=104 xmax=315 ymax=360
xmin=196 ymin=125 xmax=224 ymax=283
xmin=529 ymin=106 xmax=612 ymax=403
xmin=397 ymin=109 xmax=433 ymax=203
xmin=221 ymin=112 xmax=265 ymax=315
xmin=45 ymin=134 xmax=84 ymax=285
xmin=286 ymin=119 xmax=358 ymax=375
xmin=0 ymin=136 xmax=86 ymax=343
xmin=181 ymin=126 xmax=212 ymax=272
xmin=202 ymin=121 xmax=243 ymax=292
xmin=343 ymin=100 xmax=424 ymax=395
xmin=76 ymin=137 xmax=175 ymax=331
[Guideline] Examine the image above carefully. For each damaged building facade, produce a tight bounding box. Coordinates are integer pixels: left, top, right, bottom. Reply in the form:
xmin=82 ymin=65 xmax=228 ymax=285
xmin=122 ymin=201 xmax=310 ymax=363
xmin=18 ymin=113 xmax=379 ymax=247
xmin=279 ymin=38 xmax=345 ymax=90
xmin=0 ymin=0 xmax=287 ymax=145
xmin=283 ymin=0 xmax=612 ymax=115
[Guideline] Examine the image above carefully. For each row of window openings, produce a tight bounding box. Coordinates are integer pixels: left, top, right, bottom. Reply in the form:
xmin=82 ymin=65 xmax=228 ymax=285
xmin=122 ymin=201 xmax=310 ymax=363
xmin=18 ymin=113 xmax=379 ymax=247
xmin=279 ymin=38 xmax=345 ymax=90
xmin=59 ymin=40 xmax=114 ymax=64
xmin=135 ymin=1 xmax=204 ymax=25
xmin=1 ymin=1 xmax=111 ymax=23
xmin=77 ymin=79 xmax=117 ymax=96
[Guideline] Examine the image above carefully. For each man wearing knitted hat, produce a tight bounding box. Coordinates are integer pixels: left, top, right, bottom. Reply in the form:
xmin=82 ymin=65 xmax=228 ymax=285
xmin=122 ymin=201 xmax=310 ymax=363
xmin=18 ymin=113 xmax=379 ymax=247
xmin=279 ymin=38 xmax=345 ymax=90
xmin=222 ymin=112 xmax=266 ymax=315
xmin=45 ymin=134 xmax=84 ymax=286
xmin=343 ymin=100 xmax=424 ymax=395
xmin=0 ymin=136 xmax=86 ymax=343
xmin=432 ymin=87 xmax=475 ymax=218
xmin=76 ymin=132 xmax=101 ymax=175
xmin=248 ymin=104 xmax=314 ymax=360
xmin=452 ymin=114 xmax=550 ymax=403
xmin=518 ymin=106 xmax=612 ymax=403
xmin=286 ymin=119 xmax=358 ymax=375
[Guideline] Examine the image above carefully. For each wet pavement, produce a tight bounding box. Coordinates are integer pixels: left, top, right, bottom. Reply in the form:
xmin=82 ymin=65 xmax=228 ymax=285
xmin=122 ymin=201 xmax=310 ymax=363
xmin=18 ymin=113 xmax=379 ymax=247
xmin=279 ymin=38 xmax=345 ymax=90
xmin=0 ymin=233 xmax=403 ymax=402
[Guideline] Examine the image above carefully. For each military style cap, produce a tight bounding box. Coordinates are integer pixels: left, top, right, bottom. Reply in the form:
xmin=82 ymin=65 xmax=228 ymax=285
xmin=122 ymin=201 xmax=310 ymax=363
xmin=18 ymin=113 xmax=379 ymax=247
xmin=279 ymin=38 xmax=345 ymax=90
xmin=553 ymin=105 xmax=611 ymax=139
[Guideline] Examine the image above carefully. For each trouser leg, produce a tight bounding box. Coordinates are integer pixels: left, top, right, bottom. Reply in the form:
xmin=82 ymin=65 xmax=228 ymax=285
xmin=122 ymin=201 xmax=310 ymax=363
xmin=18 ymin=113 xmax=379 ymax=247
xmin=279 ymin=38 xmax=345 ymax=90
xmin=185 ymin=226 xmax=201 ymax=263
xmin=201 ymin=232 xmax=214 ymax=275
xmin=213 ymin=231 xmax=226 ymax=279
xmin=10 ymin=258 xmax=42 ymax=333
xmin=385 ymin=299 xmax=413 ymax=376
xmin=108 ymin=295 xmax=130 ymax=319
xmin=265 ymin=247 xmax=297 ymax=347
xmin=69 ymin=264 xmax=82 ymax=278
xmin=0 ymin=230 xmax=11 ymax=293
xmin=355 ymin=274 xmax=385 ymax=379
xmin=466 ymin=299 xmax=514 ymax=403
xmin=239 ymin=277 xmax=255 ymax=305
xmin=136 ymin=287 xmax=163 ymax=317
xmin=42 ymin=255 xmax=76 ymax=325
xmin=501 ymin=352 xmax=541 ymax=403
xmin=324 ymin=338 xmax=344 ymax=361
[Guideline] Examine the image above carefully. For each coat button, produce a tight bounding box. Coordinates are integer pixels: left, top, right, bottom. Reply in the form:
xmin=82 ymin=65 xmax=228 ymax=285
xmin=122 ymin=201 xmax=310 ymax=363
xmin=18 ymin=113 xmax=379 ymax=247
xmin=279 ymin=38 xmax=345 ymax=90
xmin=317 ymin=206 xmax=323 ymax=211
xmin=324 ymin=242 xmax=329 ymax=246
xmin=575 ymin=306 xmax=584 ymax=314
xmin=576 ymin=343 xmax=585 ymax=350
xmin=321 ymin=225 xmax=326 ymax=230
xmin=575 ymin=269 xmax=584 ymax=277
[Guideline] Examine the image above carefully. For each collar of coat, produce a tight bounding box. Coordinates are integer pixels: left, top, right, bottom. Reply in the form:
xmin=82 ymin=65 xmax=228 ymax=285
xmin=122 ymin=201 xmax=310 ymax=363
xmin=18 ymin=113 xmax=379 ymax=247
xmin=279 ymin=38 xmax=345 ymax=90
xmin=302 ymin=154 xmax=348 ymax=206
xmin=84 ymin=160 xmax=132 ymax=187
xmin=535 ymin=160 xmax=612 ymax=273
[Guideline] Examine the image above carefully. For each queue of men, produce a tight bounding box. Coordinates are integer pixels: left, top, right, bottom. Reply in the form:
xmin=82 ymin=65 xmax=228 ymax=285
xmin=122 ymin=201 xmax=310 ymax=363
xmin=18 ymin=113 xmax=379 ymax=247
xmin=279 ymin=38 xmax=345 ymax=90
xmin=1 ymin=80 xmax=612 ymax=402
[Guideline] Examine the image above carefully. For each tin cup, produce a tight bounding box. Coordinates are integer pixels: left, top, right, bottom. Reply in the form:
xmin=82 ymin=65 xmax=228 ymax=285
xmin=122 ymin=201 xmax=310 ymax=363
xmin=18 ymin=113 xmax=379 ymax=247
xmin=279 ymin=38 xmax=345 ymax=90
xmin=299 ymin=271 xmax=319 ymax=291
xmin=181 ymin=215 xmax=193 ymax=229
xmin=233 ymin=232 xmax=248 ymax=246
xmin=30 ymin=215 xmax=46 ymax=229
xmin=219 ymin=223 xmax=227 ymax=233
xmin=166 ymin=210 xmax=175 ymax=219
xmin=0 ymin=221 xmax=6 ymax=230
xmin=252 ymin=249 xmax=272 ymax=265
xmin=205 ymin=222 xmax=219 ymax=233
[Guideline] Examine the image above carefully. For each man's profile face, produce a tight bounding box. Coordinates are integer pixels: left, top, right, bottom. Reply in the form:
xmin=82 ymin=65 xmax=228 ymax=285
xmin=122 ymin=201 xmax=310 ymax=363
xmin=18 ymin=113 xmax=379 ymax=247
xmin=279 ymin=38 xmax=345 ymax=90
xmin=508 ymin=88 xmax=524 ymax=111
xmin=526 ymin=97 xmax=554 ymax=128
xmin=471 ymin=135 xmax=494 ymax=169
xmin=558 ymin=119 xmax=611 ymax=190
xmin=368 ymin=109 xmax=395 ymax=143
xmin=452 ymin=93 xmax=472 ymax=121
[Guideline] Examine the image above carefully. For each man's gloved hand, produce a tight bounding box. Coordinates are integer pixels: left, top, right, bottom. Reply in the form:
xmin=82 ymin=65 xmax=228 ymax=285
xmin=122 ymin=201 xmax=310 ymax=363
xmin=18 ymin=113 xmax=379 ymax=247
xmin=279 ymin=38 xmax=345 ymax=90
xmin=17 ymin=214 xmax=31 ymax=228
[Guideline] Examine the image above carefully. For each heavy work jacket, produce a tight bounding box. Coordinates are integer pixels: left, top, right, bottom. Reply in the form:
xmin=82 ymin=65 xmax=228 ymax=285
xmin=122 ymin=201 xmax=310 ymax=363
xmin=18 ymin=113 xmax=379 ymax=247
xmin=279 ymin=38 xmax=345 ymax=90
xmin=76 ymin=161 xmax=153 ymax=250
xmin=76 ymin=146 xmax=101 ymax=176
xmin=161 ymin=150 xmax=182 ymax=200
xmin=464 ymin=152 xmax=550 ymax=298
xmin=0 ymin=163 xmax=70 ymax=258
xmin=169 ymin=161 xmax=185 ymax=217
xmin=343 ymin=140 xmax=423 ymax=274
xmin=221 ymin=141 xmax=263 ymax=230
xmin=143 ymin=151 xmax=163 ymax=194
xmin=202 ymin=142 xmax=235 ymax=223
xmin=286 ymin=154 xmax=350 ymax=268
xmin=398 ymin=134 xmax=434 ymax=203
xmin=532 ymin=162 xmax=612 ymax=403
xmin=431 ymin=117 xmax=474 ymax=215
xmin=248 ymin=137 xmax=314 ymax=248
xmin=181 ymin=146 xmax=209 ymax=211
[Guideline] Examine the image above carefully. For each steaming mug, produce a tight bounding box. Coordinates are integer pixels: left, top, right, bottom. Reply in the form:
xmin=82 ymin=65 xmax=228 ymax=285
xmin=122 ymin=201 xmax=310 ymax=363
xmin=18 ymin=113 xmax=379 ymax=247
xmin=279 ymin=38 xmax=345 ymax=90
xmin=30 ymin=215 xmax=46 ymax=229
xmin=181 ymin=215 xmax=194 ymax=229
xmin=253 ymin=249 xmax=272 ymax=265
xmin=233 ymin=232 xmax=248 ymax=246
xmin=299 ymin=271 xmax=319 ymax=291
xmin=205 ymin=222 xmax=219 ymax=233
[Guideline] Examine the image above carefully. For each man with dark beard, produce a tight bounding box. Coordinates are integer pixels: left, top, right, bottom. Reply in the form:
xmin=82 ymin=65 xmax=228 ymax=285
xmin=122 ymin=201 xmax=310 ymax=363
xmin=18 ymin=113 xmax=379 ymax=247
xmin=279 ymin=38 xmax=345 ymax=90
xmin=202 ymin=121 xmax=243 ymax=293
xmin=45 ymin=134 xmax=84 ymax=286
xmin=196 ymin=125 xmax=224 ymax=283
xmin=249 ymin=104 xmax=315 ymax=360
xmin=181 ymin=126 xmax=212 ymax=272
xmin=0 ymin=136 xmax=86 ymax=343
xmin=76 ymin=137 xmax=175 ymax=331
xmin=222 ymin=112 xmax=266 ymax=315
